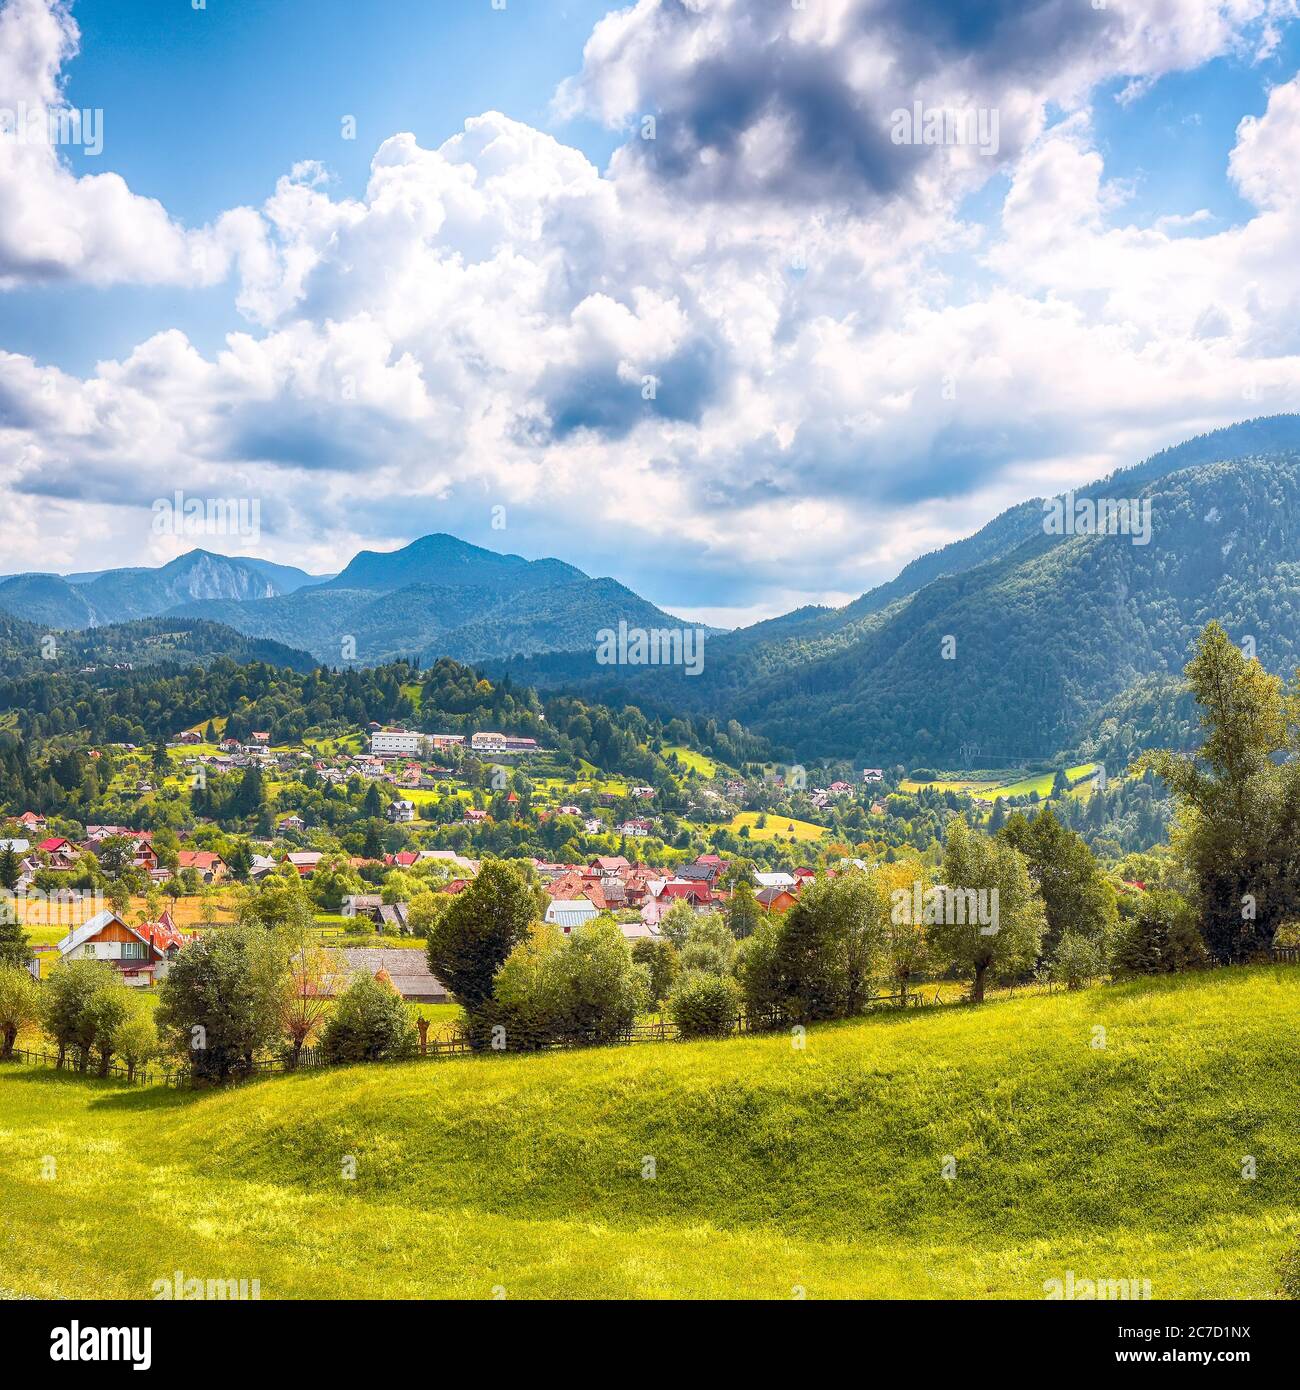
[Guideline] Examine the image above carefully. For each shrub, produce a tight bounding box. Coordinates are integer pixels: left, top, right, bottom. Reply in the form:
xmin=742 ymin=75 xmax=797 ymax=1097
xmin=1049 ymin=931 xmax=1105 ymax=991
xmin=669 ymin=970 xmax=740 ymax=1039
xmin=111 ymin=1000 xmax=159 ymax=1080
xmin=493 ymin=919 xmax=648 ymax=1047
xmin=678 ymin=916 xmax=737 ymax=977
xmin=658 ymin=900 xmax=701 ymax=949
xmin=734 ymin=918 xmax=783 ymax=1021
xmin=40 ymin=959 xmax=118 ymax=1071
xmin=156 ymin=927 xmax=288 ymax=1081
xmin=1112 ymin=890 xmax=1207 ymax=975
xmin=321 ymin=974 xmax=417 ymax=1063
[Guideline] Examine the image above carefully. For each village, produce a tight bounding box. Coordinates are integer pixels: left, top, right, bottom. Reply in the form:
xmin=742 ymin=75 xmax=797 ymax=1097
xmin=0 ymin=721 xmax=897 ymax=1014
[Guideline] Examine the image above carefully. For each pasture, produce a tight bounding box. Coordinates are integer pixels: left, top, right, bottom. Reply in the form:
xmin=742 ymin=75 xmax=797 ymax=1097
xmin=2 ymin=966 xmax=1295 ymax=1299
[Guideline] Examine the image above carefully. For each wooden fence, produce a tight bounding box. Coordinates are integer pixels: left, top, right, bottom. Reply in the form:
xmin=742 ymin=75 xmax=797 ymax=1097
xmin=9 ymin=953 xmax=1296 ymax=1090
xmin=5 ymin=1045 xmax=177 ymax=1087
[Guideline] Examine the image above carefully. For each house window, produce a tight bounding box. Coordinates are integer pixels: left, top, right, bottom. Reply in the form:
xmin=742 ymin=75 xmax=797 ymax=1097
xmin=122 ymin=941 xmax=147 ymax=960
xmin=84 ymin=944 xmax=96 ymax=958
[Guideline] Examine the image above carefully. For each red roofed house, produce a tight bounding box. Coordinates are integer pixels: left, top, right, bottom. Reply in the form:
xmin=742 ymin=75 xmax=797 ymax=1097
xmin=17 ymin=811 xmax=47 ymax=832
xmin=659 ymin=880 xmax=714 ymax=908
xmin=589 ymin=856 xmax=631 ymax=877
xmin=56 ymin=910 xmax=185 ymax=988
xmin=177 ymin=850 xmax=228 ymax=883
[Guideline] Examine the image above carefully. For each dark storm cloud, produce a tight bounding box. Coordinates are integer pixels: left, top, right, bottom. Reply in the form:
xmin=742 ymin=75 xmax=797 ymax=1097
xmin=544 ymin=336 xmax=723 ymax=440
xmin=597 ymin=0 xmax=1119 ymax=207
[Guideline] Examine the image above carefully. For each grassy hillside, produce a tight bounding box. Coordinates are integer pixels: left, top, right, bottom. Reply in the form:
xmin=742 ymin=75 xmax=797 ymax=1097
xmin=2 ymin=967 xmax=1297 ymax=1299
xmin=729 ymin=810 xmax=828 ymax=842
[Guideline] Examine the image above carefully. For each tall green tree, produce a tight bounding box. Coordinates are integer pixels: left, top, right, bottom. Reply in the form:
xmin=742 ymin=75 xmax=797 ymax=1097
xmin=156 ymin=927 xmax=287 ymax=1080
xmin=769 ymin=870 xmax=887 ymax=1021
xmin=1136 ymin=622 xmax=1294 ymax=962
xmin=1000 ymin=806 xmax=1117 ymax=959
xmin=0 ymin=844 xmax=20 ymax=891
xmin=425 ymin=859 xmax=544 ymax=1041
xmin=725 ymin=878 xmax=762 ymax=940
xmin=0 ymin=905 xmax=31 ymax=969
xmin=41 ymin=959 xmax=118 ymax=1070
xmin=0 ymin=964 xmax=40 ymax=1058
xmin=930 ymin=818 xmax=1044 ymax=1003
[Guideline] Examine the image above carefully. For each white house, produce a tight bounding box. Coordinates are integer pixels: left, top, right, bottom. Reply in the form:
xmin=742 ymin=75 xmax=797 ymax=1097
xmin=754 ymin=871 xmax=797 ymax=890
xmin=544 ymin=899 xmax=600 ymax=932
xmin=55 ymin=910 xmax=184 ymax=988
xmin=387 ymin=799 xmax=416 ymax=824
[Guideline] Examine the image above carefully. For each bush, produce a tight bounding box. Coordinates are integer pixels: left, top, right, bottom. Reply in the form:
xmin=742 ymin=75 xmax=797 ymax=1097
xmin=40 ymin=959 xmax=119 ymax=1071
xmin=493 ymin=919 xmax=648 ymax=1047
xmin=156 ymin=927 xmax=288 ymax=1082
xmin=111 ymin=1000 xmax=159 ymax=1080
xmin=321 ymin=974 xmax=417 ymax=1063
xmin=734 ymin=919 xmax=783 ymax=1021
xmin=678 ymin=916 xmax=737 ymax=977
xmin=669 ymin=970 xmax=740 ymax=1039
xmin=631 ymin=937 xmax=678 ymax=1007
xmin=1113 ymin=890 xmax=1207 ymax=975
xmin=0 ymin=964 xmax=40 ymax=1059
xmin=1049 ymin=932 xmax=1105 ymax=990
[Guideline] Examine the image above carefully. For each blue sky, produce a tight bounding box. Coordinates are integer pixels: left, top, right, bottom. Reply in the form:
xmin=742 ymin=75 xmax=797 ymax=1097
xmin=2 ymin=0 xmax=1299 ymax=626
xmin=6 ymin=0 xmax=619 ymax=371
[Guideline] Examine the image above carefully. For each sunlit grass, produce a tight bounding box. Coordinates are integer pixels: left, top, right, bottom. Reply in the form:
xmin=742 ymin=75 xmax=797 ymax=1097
xmin=3 ymin=966 xmax=1295 ymax=1299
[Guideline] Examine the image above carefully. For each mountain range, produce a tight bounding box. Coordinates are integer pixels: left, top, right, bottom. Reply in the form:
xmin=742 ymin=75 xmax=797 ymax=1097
xmin=494 ymin=414 xmax=1300 ymax=764
xmin=4 ymin=414 xmax=1300 ymax=764
xmin=0 ymin=534 xmax=693 ymax=670
xmin=0 ymin=550 xmax=326 ymax=630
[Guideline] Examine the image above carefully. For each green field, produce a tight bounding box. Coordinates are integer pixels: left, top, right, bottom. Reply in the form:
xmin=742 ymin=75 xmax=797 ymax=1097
xmin=900 ymin=764 xmax=1097 ymax=801
xmin=664 ymin=745 xmax=722 ymax=778
xmin=3 ymin=966 xmax=1296 ymax=1299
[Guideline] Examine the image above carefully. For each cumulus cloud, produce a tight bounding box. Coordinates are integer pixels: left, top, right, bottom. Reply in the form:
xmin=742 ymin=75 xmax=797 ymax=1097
xmin=555 ymin=0 xmax=1289 ymax=213
xmin=0 ymin=0 xmax=263 ymax=288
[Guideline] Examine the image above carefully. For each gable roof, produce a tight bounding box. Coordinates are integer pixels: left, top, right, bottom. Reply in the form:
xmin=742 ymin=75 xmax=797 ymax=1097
xmin=57 ymin=910 xmax=155 ymax=958
xmin=177 ymin=850 xmax=224 ymax=871
xmin=545 ymin=899 xmax=601 ymax=929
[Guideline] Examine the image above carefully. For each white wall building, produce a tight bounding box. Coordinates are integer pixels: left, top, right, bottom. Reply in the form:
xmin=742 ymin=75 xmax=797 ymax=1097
xmin=370 ymin=730 xmax=424 ymax=757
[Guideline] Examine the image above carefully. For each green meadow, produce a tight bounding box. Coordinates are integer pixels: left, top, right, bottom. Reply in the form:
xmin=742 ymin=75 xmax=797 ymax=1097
xmin=2 ymin=966 xmax=1297 ymax=1299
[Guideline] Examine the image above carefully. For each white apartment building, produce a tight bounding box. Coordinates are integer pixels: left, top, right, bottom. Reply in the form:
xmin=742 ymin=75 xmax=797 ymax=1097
xmin=370 ymin=730 xmax=424 ymax=757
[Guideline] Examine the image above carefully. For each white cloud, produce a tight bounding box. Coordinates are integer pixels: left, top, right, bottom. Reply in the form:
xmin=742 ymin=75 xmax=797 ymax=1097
xmin=0 ymin=0 xmax=264 ymax=288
